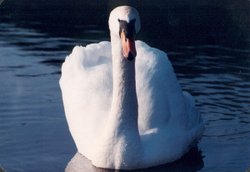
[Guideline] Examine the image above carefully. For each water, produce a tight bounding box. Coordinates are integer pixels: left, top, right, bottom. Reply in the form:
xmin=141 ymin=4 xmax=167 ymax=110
xmin=0 ymin=1 xmax=250 ymax=171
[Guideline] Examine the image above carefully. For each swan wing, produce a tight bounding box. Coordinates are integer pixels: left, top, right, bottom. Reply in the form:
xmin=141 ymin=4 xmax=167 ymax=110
xmin=135 ymin=41 xmax=185 ymax=132
xmin=136 ymin=40 xmax=203 ymax=134
xmin=60 ymin=41 xmax=113 ymax=156
xmin=135 ymin=41 xmax=204 ymax=166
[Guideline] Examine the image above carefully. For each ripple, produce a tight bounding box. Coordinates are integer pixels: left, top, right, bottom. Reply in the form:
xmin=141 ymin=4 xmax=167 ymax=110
xmin=172 ymin=46 xmax=250 ymax=166
xmin=39 ymin=59 xmax=64 ymax=67
xmin=15 ymin=71 xmax=60 ymax=78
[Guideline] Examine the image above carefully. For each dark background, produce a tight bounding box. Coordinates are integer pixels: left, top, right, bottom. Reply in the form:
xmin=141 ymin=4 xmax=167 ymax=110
xmin=1 ymin=0 xmax=250 ymax=49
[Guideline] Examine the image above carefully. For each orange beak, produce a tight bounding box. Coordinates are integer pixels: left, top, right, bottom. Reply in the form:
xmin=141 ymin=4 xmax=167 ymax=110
xmin=121 ymin=31 xmax=137 ymax=61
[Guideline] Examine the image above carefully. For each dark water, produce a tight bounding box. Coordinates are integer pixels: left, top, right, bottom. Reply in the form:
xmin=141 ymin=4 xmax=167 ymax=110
xmin=0 ymin=1 xmax=250 ymax=171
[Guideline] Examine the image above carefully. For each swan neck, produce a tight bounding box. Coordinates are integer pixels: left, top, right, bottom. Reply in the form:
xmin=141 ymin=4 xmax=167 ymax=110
xmin=110 ymin=34 xmax=138 ymax=127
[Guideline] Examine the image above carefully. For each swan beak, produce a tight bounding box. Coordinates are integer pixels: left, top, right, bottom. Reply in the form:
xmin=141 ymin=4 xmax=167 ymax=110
xmin=121 ymin=31 xmax=137 ymax=61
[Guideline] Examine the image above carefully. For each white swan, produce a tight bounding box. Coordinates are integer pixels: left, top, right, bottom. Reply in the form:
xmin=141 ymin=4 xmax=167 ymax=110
xmin=60 ymin=6 xmax=204 ymax=170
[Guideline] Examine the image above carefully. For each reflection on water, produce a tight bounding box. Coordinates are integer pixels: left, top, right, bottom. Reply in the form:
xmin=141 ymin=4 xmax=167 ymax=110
xmin=66 ymin=147 xmax=203 ymax=172
xmin=0 ymin=0 xmax=250 ymax=171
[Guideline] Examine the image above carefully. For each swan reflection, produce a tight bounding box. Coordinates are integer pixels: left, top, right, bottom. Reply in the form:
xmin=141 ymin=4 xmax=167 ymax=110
xmin=66 ymin=147 xmax=204 ymax=172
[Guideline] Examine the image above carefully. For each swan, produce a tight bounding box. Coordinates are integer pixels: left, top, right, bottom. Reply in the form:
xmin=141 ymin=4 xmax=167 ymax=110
xmin=60 ymin=6 xmax=204 ymax=170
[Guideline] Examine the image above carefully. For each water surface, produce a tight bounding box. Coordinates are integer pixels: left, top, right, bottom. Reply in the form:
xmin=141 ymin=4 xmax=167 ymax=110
xmin=0 ymin=1 xmax=250 ymax=171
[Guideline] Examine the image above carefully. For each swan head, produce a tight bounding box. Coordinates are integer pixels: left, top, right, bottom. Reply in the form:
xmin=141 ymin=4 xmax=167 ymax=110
xmin=109 ymin=6 xmax=141 ymax=61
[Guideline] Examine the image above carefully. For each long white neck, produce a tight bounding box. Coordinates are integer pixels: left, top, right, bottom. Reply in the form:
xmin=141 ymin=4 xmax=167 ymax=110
xmin=93 ymin=34 xmax=142 ymax=169
xmin=101 ymin=33 xmax=142 ymax=168
xmin=110 ymin=34 xmax=139 ymax=132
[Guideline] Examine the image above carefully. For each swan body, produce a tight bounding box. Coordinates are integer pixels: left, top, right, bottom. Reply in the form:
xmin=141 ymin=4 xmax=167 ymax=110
xmin=60 ymin=6 xmax=204 ymax=170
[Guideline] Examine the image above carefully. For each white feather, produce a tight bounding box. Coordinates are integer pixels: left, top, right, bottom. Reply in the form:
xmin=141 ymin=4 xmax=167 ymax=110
xmin=60 ymin=6 xmax=204 ymax=170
